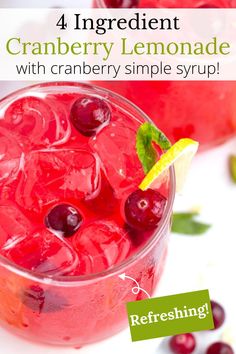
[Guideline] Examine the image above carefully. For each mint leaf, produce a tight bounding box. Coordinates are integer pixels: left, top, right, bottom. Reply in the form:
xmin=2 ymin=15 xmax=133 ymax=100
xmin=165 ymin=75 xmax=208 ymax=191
xmin=172 ymin=212 xmax=211 ymax=235
xmin=136 ymin=122 xmax=171 ymax=174
xmin=229 ymin=155 xmax=236 ymax=183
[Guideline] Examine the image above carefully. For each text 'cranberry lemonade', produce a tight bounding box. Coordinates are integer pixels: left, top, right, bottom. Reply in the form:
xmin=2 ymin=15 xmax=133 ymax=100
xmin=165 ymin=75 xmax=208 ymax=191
xmin=94 ymin=0 xmax=236 ymax=148
xmin=0 ymin=82 xmax=176 ymax=346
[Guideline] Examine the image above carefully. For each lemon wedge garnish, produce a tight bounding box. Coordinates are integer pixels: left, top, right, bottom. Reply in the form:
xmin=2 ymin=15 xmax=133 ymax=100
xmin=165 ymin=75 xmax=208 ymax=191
xmin=139 ymin=138 xmax=199 ymax=192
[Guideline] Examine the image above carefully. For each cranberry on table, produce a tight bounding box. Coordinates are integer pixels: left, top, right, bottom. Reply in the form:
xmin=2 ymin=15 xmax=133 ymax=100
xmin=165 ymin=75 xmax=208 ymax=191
xmin=169 ymin=333 xmax=196 ymax=354
xmin=206 ymin=342 xmax=234 ymax=354
xmin=45 ymin=204 xmax=83 ymax=237
xmin=70 ymin=96 xmax=111 ymax=136
xmin=211 ymin=300 xmax=225 ymax=329
xmin=125 ymin=189 xmax=166 ymax=230
xmin=105 ymin=0 xmax=140 ymax=8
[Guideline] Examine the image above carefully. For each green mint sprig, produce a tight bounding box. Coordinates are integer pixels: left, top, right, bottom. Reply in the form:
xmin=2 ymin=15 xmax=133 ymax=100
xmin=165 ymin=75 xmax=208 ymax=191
xmin=172 ymin=212 xmax=211 ymax=235
xmin=136 ymin=122 xmax=171 ymax=174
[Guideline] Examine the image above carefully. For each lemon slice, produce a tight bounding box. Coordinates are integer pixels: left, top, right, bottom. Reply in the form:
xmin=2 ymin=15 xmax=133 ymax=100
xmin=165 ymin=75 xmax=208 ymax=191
xmin=139 ymin=138 xmax=199 ymax=193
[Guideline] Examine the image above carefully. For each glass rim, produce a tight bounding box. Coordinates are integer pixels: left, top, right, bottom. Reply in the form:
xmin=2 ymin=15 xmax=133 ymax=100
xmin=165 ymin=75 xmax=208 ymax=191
xmin=0 ymin=81 xmax=176 ymax=286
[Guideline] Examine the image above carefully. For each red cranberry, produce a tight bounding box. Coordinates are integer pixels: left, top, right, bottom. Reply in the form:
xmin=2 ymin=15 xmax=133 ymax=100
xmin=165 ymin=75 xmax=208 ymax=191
xmin=125 ymin=189 xmax=166 ymax=230
xmin=169 ymin=333 xmax=196 ymax=354
xmin=105 ymin=0 xmax=139 ymax=8
xmin=211 ymin=300 xmax=225 ymax=329
xmin=206 ymin=342 xmax=234 ymax=354
xmin=70 ymin=96 xmax=111 ymax=136
xmin=45 ymin=204 xmax=82 ymax=237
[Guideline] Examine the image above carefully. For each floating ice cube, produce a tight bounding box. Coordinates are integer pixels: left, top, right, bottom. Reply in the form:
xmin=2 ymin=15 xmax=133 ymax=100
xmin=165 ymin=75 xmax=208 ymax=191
xmin=2 ymin=229 xmax=79 ymax=276
xmin=0 ymin=202 xmax=32 ymax=248
xmin=90 ymin=117 xmax=144 ymax=199
xmin=73 ymin=221 xmax=131 ymax=275
xmin=0 ymin=127 xmax=24 ymax=183
xmin=10 ymin=149 xmax=101 ymax=213
xmin=4 ymin=96 xmax=70 ymax=148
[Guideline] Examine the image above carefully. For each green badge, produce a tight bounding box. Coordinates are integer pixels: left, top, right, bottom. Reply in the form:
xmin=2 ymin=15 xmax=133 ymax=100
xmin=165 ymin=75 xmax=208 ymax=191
xmin=126 ymin=289 xmax=214 ymax=342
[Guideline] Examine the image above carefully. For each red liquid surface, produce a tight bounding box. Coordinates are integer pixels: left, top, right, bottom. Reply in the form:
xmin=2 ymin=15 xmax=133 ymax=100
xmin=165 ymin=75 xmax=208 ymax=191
xmin=0 ymin=83 xmax=172 ymax=346
xmin=94 ymin=0 xmax=236 ymax=148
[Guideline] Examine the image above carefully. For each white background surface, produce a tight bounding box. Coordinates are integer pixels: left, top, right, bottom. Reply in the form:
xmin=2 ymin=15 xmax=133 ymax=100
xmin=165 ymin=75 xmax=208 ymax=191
xmin=0 ymin=0 xmax=235 ymax=353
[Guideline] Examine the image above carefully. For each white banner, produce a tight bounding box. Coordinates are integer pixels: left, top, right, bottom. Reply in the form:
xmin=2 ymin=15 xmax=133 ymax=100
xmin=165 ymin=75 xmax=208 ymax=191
xmin=0 ymin=9 xmax=235 ymax=80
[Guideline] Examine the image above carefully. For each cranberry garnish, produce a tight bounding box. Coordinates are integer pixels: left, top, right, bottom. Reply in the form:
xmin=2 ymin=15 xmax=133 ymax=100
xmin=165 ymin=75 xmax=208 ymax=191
xmin=211 ymin=300 xmax=225 ymax=329
xmin=206 ymin=342 xmax=234 ymax=354
xmin=22 ymin=285 xmax=67 ymax=313
xmin=125 ymin=189 xmax=166 ymax=230
xmin=70 ymin=96 xmax=111 ymax=136
xmin=105 ymin=0 xmax=140 ymax=7
xmin=45 ymin=204 xmax=82 ymax=237
xmin=169 ymin=333 xmax=196 ymax=354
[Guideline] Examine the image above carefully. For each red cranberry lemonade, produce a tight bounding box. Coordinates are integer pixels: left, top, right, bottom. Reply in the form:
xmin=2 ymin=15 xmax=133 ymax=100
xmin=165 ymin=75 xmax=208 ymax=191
xmin=94 ymin=0 xmax=236 ymax=148
xmin=0 ymin=83 xmax=174 ymax=346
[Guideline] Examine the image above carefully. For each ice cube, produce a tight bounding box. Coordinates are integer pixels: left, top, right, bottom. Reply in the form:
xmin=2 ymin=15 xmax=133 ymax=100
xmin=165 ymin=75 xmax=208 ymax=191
xmin=0 ymin=202 xmax=32 ymax=248
xmin=73 ymin=221 xmax=131 ymax=275
xmin=0 ymin=127 xmax=23 ymax=183
xmin=90 ymin=117 xmax=144 ymax=199
xmin=1 ymin=229 xmax=79 ymax=276
xmin=11 ymin=149 xmax=101 ymax=213
xmin=4 ymin=96 xmax=70 ymax=148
